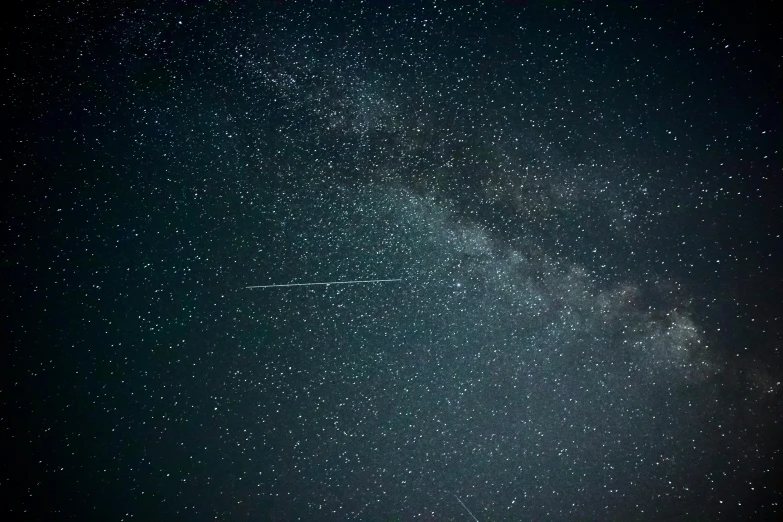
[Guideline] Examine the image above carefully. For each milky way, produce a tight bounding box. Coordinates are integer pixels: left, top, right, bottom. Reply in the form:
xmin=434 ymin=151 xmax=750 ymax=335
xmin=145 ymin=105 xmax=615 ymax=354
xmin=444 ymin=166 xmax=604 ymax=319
xmin=4 ymin=2 xmax=780 ymax=521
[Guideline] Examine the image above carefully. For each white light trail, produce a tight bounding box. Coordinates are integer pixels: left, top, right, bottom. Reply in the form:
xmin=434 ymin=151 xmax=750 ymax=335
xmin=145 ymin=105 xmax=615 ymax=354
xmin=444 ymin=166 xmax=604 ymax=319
xmin=452 ymin=493 xmax=480 ymax=522
xmin=245 ymin=278 xmax=402 ymax=289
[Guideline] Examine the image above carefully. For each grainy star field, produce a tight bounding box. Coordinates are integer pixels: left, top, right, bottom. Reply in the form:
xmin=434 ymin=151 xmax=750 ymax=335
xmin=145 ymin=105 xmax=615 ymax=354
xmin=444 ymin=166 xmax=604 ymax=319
xmin=3 ymin=2 xmax=781 ymax=521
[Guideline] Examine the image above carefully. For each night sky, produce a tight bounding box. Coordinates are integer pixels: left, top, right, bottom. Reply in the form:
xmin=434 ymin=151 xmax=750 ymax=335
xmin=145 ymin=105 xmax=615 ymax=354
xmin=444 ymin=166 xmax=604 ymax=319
xmin=3 ymin=1 xmax=782 ymax=521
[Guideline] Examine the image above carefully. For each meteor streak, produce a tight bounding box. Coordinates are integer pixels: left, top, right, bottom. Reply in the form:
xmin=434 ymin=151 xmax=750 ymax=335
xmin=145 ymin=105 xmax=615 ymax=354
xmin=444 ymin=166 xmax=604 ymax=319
xmin=452 ymin=493 xmax=480 ymax=522
xmin=246 ymin=278 xmax=402 ymax=289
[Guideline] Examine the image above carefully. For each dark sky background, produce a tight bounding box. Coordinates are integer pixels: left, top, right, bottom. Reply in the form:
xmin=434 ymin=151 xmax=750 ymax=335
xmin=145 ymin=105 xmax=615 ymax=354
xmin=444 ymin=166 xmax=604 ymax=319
xmin=3 ymin=1 xmax=781 ymax=521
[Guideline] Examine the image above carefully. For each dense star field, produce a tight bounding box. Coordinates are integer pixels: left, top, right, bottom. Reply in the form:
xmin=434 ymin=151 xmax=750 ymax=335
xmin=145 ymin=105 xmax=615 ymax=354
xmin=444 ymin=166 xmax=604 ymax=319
xmin=3 ymin=1 xmax=781 ymax=521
